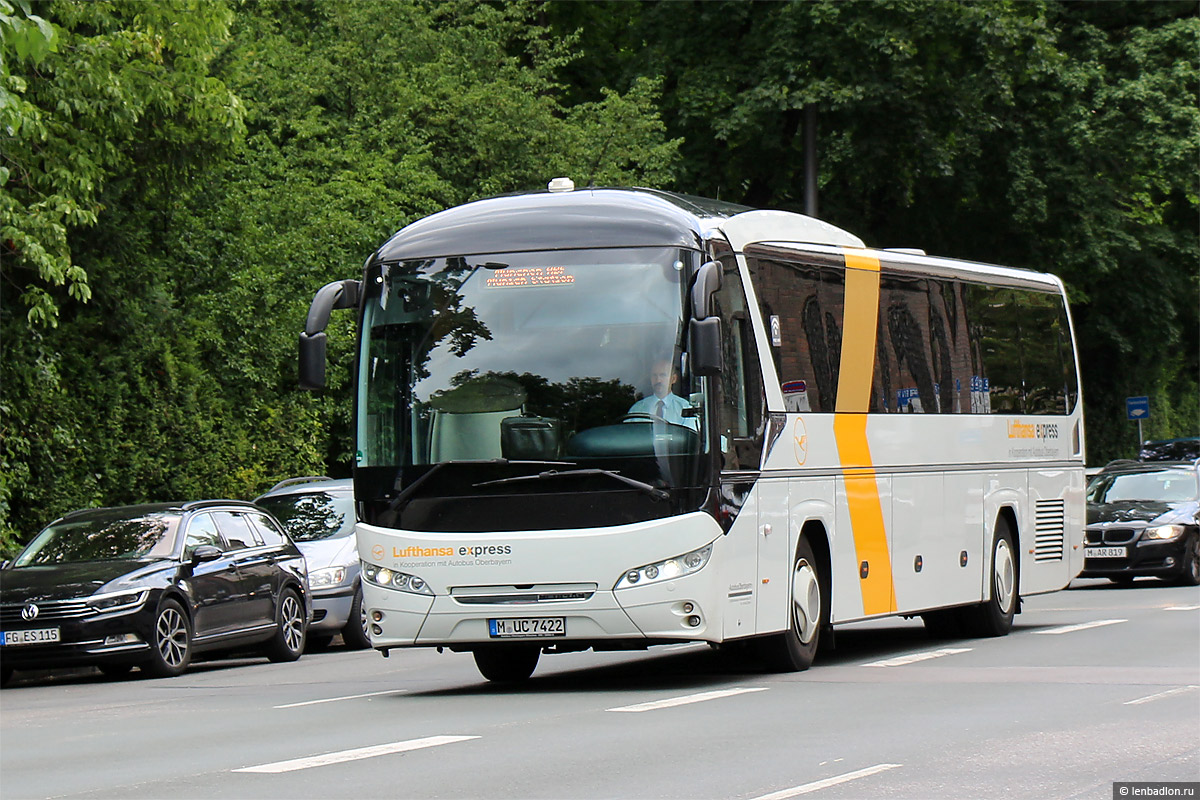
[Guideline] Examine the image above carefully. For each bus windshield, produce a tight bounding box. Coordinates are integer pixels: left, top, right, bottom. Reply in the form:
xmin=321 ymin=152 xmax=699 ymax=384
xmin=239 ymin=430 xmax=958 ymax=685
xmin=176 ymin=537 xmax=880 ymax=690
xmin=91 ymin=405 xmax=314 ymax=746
xmin=358 ymin=247 xmax=705 ymax=479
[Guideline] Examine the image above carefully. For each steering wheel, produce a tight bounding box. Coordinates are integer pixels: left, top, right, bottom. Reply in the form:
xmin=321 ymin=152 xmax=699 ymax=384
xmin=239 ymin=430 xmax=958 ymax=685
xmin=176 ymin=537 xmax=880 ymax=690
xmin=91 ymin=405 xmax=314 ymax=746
xmin=620 ymin=412 xmax=696 ymax=431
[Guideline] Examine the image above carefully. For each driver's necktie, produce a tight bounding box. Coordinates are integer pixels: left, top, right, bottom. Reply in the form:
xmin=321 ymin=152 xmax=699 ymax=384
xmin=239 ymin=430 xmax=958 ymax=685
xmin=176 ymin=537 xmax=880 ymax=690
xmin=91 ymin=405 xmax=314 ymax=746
xmin=654 ymin=400 xmax=665 ymax=419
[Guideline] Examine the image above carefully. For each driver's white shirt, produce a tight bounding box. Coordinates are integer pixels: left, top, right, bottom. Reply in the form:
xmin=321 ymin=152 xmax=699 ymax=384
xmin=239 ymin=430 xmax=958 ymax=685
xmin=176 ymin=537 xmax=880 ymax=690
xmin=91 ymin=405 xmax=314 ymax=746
xmin=628 ymin=392 xmax=698 ymax=431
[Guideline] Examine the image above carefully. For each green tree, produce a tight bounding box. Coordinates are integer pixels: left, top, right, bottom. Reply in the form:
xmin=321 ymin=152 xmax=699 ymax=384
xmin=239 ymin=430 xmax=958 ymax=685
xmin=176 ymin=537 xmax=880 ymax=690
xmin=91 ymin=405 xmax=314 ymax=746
xmin=0 ymin=0 xmax=680 ymax=549
xmin=547 ymin=0 xmax=1199 ymax=462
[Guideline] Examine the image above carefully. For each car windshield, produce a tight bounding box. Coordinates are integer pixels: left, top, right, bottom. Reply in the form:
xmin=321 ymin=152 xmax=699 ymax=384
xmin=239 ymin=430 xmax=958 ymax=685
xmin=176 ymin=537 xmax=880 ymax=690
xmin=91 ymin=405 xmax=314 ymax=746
xmin=257 ymin=493 xmax=355 ymax=542
xmin=13 ymin=512 xmax=181 ymax=566
xmin=357 ymin=247 xmax=703 ymax=471
xmin=1087 ymin=470 xmax=1199 ymax=504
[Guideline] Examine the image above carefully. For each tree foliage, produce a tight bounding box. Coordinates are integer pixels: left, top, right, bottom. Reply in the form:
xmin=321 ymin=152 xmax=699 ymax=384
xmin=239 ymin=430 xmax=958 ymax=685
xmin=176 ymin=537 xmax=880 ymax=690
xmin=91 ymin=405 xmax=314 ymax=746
xmin=0 ymin=0 xmax=679 ymax=549
xmin=548 ymin=0 xmax=1199 ymax=463
xmin=1 ymin=0 xmax=1195 ymax=553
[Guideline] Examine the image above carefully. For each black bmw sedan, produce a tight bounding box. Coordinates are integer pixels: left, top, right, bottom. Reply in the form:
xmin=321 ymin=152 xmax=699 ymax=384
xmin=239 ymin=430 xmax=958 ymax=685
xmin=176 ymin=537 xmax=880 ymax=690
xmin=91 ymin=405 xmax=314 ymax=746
xmin=0 ymin=500 xmax=310 ymax=686
xmin=1081 ymin=460 xmax=1200 ymax=586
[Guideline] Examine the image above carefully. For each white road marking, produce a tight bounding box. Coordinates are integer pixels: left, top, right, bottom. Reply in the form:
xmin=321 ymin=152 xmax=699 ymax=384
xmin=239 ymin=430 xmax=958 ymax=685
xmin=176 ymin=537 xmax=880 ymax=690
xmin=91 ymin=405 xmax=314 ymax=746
xmin=1033 ymin=619 xmax=1126 ymax=635
xmin=607 ymin=686 xmax=768 ymax=713
xmin=1123 ymin=686 xmax=1200 ymax=706
xmin=274 ymin=690 xmax=404 ymax=709
xmin=1165 ymin=605 xmax=1200 ymax=611
xmin=861 ymin=648 xmax=971 ymax=667
xmin=233 ymin=735 xmax=479 ymax=773
xmin=749 ymin=763 xmax=903 ymax=800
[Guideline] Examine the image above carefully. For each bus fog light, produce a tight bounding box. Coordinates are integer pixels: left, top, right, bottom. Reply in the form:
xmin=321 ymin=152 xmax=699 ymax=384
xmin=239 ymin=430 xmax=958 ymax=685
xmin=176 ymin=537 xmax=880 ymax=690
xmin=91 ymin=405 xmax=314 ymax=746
xmin=371 ymin=624 xmax=383 ymax=636
xmin=686 ymin=615 xmax=702 ymax=627
xmin=371 ymin=610 xmax=383 ymax=622
xmin=682 ymin=602 xmax=694 ymax=613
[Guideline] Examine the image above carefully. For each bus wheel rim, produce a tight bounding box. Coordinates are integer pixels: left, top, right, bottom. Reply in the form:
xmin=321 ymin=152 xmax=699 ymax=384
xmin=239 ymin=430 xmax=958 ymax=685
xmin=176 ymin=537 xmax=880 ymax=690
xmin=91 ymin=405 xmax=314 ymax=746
xmin=994 ymin=538 xmax=1015 ymax=613
xmin=792 ymin=559 xmax=820 ymax=644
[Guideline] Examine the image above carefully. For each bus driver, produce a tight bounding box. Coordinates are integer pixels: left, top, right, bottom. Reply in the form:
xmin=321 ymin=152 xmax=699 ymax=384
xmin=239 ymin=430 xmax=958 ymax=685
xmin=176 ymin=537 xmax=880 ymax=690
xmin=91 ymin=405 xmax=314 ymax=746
xmin=628 ymin=358 xmax=698 ymax=431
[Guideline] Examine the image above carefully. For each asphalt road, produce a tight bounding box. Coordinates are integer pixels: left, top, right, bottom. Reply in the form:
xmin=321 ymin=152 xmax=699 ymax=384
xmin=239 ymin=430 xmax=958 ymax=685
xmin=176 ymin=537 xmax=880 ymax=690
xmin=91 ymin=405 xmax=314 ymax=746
xmin=1 ymin=578 xmax=1197 ymax=800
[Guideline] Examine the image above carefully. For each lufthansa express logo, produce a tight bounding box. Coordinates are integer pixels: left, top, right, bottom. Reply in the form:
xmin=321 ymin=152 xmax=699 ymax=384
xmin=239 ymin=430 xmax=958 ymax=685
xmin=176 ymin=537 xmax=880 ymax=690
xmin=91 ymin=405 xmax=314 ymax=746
xmin=793 ymin=417 xmax=809 ymax=465
xmin=1007 ymin=420 xmax=1061 ymax=440
xmin=390 ymin=545 xmax=513 ymax=559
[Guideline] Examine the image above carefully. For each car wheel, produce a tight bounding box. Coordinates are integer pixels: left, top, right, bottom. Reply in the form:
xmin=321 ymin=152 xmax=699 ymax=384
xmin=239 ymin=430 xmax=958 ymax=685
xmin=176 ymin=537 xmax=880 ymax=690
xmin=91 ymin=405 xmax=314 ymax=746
xmin=473 ymin=645 xmax=540 ymax=682
xmin=266 ymin=588 xmax=306 ymax=662
xmin=1177 ymin=533 xmax=1200 ymax=587
xmin=341 ymin=585 xmax=372 ymax=650
xmin=757 ymin=536 xmax=826 ymax=671
xmin=144 ymin=599 xmax=192 ymax=678
xmin=961 ymin=519 xmax=1017 ymax=637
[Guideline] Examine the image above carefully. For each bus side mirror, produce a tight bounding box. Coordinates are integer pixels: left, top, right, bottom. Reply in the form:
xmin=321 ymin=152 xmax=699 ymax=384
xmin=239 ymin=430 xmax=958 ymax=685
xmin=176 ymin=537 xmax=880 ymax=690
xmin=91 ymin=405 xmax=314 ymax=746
xmin=299 ymin=332 xmax=327 ymax=390
xmin=691 ymin=261 xmax=722 ymax=320
xmin=298 ymin=279 xmax=361 ymax=391
xmin=690 ymin=317 xmax=722 ymax=376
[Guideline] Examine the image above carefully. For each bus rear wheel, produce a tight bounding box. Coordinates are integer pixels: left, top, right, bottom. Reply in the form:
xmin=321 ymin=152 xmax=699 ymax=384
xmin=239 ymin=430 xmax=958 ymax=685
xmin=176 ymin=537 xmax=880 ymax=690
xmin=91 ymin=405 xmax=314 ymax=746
xmin=474 ymin=645 xmax=540 ymax=683
xmin=758 ymin=537 xmax=825 ymax=672
xmin=961 ymin=519 xmax=1017 ymax=637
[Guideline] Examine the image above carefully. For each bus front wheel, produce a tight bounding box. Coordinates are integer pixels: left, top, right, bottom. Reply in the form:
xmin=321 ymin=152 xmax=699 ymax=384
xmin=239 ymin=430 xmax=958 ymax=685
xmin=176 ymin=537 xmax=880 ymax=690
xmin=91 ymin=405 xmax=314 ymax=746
xmin=473 ymin=645 xmax=540 ymax=683
xmin=758 ymin=537 xmax=826 ymax=672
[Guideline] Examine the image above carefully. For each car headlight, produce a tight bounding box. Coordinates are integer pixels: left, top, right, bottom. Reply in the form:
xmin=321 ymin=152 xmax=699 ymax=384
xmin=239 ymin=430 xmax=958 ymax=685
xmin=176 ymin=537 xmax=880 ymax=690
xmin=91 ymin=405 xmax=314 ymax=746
xmin=1143 ymin=525 xmax=1185 ymax=541
xmin=615 ymin=544 xmax=713 ymax=589
xmin=88 ymin=589 xmax=150 ymax=614
xmin=309 ymin=566 xmax=348 ymax=588
xmin=362 ymin=562 xmax=433 ymax=595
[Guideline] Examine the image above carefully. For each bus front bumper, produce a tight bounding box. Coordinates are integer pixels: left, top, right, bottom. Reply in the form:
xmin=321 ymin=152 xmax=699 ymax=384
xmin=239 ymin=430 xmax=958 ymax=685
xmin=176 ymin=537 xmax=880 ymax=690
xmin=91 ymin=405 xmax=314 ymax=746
xmin=362 ymin=574 xmax=722 ymax=649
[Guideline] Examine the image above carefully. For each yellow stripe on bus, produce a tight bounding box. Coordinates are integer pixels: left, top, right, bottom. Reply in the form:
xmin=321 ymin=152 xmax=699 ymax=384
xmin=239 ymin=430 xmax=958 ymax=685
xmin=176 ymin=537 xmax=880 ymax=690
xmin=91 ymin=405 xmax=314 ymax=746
xmin=834 ymin=250 xmax=896 ymax=615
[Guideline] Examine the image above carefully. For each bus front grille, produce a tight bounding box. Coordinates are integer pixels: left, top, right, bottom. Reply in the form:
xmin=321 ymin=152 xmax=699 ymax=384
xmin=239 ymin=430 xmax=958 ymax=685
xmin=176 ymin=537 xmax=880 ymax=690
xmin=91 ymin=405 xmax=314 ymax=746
xmin=449 ymin=584 xmax=598 ymax=605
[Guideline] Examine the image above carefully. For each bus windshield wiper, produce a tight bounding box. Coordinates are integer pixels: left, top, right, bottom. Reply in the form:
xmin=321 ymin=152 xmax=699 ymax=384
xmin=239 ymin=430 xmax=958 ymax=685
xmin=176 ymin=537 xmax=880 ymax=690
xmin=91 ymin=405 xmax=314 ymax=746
xmin=389 ymin=459 xmax=577 ymax=511
xmin=473 ymin=469 xmax=669 ymax=501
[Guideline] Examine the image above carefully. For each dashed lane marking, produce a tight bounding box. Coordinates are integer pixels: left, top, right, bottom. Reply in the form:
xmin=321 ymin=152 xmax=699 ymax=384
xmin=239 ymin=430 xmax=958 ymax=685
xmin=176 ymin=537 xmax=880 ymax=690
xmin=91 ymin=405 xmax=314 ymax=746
xmin=607 ymin=687 xmax=768 ymax=713
xmin=861 ymin=648 xmax=972 ymax=668
xmin=274 ymin=690 xmax=404 ymax=709
xmin=1033 ymin=619 xmax=1127 ymax=635
xmin=748 ymin=763 xmax=904 ymax=800
xmin=233 ymin=735 xmax=479 ymax=773
xmin=1124 ymin=686 xmax=1200 ymax=706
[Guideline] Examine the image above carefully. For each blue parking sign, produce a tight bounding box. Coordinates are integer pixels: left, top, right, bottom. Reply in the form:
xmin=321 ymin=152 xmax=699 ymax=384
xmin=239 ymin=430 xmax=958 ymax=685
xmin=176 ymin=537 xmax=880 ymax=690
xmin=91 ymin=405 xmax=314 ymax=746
xmin=1125 ymin=396 xmax=1150 ymax=420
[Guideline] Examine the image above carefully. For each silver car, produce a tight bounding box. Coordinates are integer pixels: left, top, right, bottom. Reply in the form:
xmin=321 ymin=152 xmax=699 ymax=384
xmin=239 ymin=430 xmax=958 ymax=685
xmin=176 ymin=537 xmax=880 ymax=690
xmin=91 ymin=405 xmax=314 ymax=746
xmin=255 ymin=478 xmax=370 ymax=649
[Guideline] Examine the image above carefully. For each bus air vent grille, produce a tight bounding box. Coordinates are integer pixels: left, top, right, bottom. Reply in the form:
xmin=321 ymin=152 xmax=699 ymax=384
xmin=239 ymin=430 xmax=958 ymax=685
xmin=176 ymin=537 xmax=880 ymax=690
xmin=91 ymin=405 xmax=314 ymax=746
xmin=1034 ymin=499 xmax=1066 ymax=561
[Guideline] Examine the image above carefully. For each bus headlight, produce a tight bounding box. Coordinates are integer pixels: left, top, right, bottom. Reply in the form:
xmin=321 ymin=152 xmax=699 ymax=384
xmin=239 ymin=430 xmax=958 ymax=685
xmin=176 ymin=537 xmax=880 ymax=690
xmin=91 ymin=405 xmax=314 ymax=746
xmin=362 ymin=562 xmax=434 ymax=595
xmin=615 ymin=544 xmax=712 ymax=590
xmin=1142 ymin=525 xmax=1185 ymax=541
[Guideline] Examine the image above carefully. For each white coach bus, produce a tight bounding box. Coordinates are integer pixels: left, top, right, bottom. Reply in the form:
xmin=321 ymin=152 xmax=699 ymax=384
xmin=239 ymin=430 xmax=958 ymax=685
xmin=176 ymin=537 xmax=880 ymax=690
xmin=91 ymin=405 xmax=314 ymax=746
xmin=299 ymin=181 xmax=1086 ymax=682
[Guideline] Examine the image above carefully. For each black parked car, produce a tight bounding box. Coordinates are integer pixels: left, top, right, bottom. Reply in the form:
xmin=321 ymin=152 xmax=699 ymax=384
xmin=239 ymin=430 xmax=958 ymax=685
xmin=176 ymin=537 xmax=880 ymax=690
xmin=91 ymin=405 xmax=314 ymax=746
xmin=0 ymin=501 xmax=310 ymax=687
xmin=1081 ymin=460 xmax=1200 ymax=586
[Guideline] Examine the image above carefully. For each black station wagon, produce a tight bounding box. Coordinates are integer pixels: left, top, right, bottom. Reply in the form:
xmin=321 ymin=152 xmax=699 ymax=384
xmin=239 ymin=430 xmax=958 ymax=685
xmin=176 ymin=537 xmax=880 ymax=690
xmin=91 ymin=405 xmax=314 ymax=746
xmin=0 ymin=500 xmax=310 ymax=686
